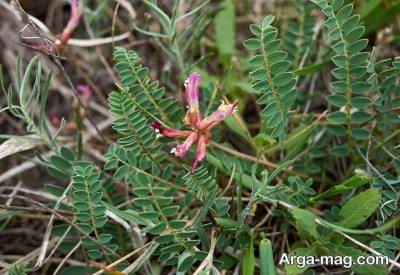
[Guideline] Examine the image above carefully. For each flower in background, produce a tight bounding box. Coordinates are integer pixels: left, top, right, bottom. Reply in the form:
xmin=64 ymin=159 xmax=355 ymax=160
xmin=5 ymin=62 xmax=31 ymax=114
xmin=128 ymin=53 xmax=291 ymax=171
xmin=76 ymin=85 xmax=93 ymax=103
xmin=56 ymin=0 xmax=83 ymax=47
xmin=49 ymin=112 xmax=61 ymax=128
xmin=151 ymin=72 xmax=238 ymax=171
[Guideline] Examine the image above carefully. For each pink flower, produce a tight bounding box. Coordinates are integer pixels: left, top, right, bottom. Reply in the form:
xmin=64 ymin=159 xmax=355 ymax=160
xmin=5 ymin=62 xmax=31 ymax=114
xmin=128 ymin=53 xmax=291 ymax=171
xmin=198 ymin=101 xmax=238 ymax=130
xmin=76 ymin=85 xmax=93 ymax=103
xmin=151 ymin=121 xmax=192 ymax=138
xmin=173 ymin=132 xmax=198 ymax=157
xmin=151 ymin=73 xmax=238 ymax=171
xmin=49 ymin=112 xmax=61 ymax=128
xmin=183 ymin=72 xmax=202 ymax=127
xmin=193 ymin=135 xmax=207 ymax=170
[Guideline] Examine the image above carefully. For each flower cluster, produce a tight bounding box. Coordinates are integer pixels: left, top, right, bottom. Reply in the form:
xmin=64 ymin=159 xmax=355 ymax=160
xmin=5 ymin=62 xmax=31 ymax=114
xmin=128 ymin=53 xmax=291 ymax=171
xmin=151 ymin=73 xmax=238 ymax=171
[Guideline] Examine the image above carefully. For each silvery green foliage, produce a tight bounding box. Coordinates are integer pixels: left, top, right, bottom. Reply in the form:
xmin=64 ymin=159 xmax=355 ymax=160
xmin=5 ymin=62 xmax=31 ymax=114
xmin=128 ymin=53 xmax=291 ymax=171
xmin=71 ymin=162 xmax=115 ymax=259
xmin=370 ymin=235 xmax=400 ymax=259
xmin=113 ymin=47 xmax=182 ymax=124
xmin=0 ymin=57 xmax=57 ymax=145
xmin=244 ymin=16 xmax=298 ymax=141
xmin=312 ymin=0 xmax=373 ymax=154
xmin=283 ymin=0 xmax=316 ymax=68
xmin=183 ymin=165 xmax=221 ymax=201
xmin=8 ymin=263 xmax=27 ymax=275
xmin=104 ymin=145 xmax=207 ymax=271
xmin=275 ymin=176 xmax=316 ymax=206
xmin=368 ymin=57 xmax=400 ymax=134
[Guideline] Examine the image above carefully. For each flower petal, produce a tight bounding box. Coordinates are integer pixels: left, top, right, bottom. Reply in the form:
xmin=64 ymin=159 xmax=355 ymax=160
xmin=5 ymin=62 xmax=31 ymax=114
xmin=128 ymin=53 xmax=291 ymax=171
xmin=185 ymin=72 xmax=201 ymax=107
xmin=184 ymin=73 xmax=202 ymax=126
xmin=197 ymin=100 xmax=238 ymax=130
xmin=150 ymin=121 xmax=192 ymax=138
xmin=191 ymin=135 xmax=207 ymax=171
xmin=76 ymin=85 xmax=93 ymax=103
xmin=173 ymin=132 xmax=198 ymax=157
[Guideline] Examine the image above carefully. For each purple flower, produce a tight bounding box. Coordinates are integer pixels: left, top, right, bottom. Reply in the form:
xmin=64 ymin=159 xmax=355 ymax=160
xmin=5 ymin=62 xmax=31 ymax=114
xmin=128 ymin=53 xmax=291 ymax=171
xmin=151 ymin=73 xmax=238 ymax=171
xmin=76 ymin=85 xmax=93 ymax=103
xmin=183 ymin=72 xmax=202 ymax=127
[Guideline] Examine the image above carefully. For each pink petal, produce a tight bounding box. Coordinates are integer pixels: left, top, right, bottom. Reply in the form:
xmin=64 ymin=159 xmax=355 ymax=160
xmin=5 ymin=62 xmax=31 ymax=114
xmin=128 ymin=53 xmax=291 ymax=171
xmin=184 ymin=73 xmax=202 ymax=126
xmin=150 ymin=121 xmax=192 ymax=138
xmin=197 ymin=101 xmax=238 ymax=130
xmin=184 ymin=109 xmax=202 ymax=128
xmin=173 ymin=132 xmax=198 ymax=157
xmin=49 ymin=112 xmax=61 ymax=128
xmin=185 ymin=72 xmax=201 ymax=107
xmin=76 ymin=85 xmax=93 ymax=103
xmin=191 ymin=135 xmax=207 ymax=171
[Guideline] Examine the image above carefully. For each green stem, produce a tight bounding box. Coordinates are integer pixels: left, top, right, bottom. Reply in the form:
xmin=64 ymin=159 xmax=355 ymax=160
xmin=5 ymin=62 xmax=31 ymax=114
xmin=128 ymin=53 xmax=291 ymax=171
xmin=206 ymin=152 xmax=253 ymax=189
xmin=317 ymin=215 xmax=400 ymax=235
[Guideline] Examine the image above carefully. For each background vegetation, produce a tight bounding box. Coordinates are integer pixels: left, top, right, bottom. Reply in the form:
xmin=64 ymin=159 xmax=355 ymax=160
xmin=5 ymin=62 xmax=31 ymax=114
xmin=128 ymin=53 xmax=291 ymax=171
xmin=1 ymin=0 xmax=400 ymax=274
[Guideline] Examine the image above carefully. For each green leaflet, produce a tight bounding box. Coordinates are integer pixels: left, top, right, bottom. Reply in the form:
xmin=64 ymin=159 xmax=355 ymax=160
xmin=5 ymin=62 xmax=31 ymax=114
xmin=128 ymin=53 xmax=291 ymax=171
xmin=244 ymin=15 xmax=298 ymax=142
xmin=309 ymin=175 xmax=370 ymax=202
xmin=0 ymin=57 xmax=54 ymax=147
xmin=283 ymin=0 xmax=316 ymax=68
xmin=183 ymin=165 xmax=220 ymax=201
xmin=8 ymin=263 xmax=27 ymax=275
xmin=311 ymin=0 xmax=371 ymax=143
xmin=108 ymin=90 xmax=164 ymax=163
xmin=369 ymin=56 xmax=400 ymax=142
xmin=291 ymin=207 xmax=319 ymax=239
xmin=104 ymin=145 xmax=205 ymax=270
xmin=71 ymin=162 xmax=113 ymax=259
xmin=113 ymin=47 xmax=181 ymax=124
xmin=337 ymin=188 xmax=381 ymax=228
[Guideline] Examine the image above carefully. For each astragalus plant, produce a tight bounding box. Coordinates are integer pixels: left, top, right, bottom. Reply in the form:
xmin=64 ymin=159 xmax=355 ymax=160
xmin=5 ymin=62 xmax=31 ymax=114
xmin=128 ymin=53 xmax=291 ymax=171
xmin=1 ymin=0 xmax=400 ymax=274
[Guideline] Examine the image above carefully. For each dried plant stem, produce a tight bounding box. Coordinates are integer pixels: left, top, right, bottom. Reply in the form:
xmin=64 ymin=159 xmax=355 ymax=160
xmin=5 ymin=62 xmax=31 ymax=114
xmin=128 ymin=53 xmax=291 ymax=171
xmin=0 ymin=194 xmax=122 ymax=260
xmin=91 ymin=242 xmax=153 ymax=275
xmin=52 ymin=241 xmax=81 ymax=275
xmin=193 ymin=228 xmax=217 ymax=275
